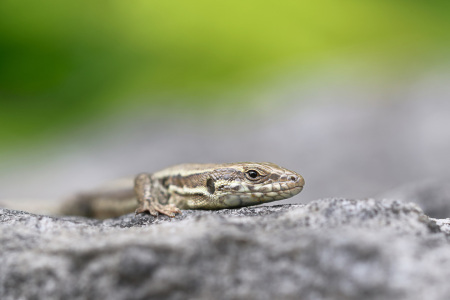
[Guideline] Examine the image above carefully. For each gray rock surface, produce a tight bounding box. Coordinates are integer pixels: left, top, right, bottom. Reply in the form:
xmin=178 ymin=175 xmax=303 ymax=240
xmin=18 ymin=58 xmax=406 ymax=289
xmin=379 ymin=180 xmax=450 ymax=219
xmin=1 ymin=198 xmax=450 ymax=300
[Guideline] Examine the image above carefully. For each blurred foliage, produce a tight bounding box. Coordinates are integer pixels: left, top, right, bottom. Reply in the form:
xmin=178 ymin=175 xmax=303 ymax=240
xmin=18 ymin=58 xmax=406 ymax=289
xmin=0 ymin=0 xmax=449 ymax=152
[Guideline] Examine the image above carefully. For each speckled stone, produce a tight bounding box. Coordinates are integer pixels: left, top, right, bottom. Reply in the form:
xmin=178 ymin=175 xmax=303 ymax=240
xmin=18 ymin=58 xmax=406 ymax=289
xmin=1 ymin=198 xmax=449 ymax=300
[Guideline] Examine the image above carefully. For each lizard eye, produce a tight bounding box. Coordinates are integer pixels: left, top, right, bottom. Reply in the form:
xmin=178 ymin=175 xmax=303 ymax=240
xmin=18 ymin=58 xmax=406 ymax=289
xmin=246 ymin=170 xmax=260 ymax=180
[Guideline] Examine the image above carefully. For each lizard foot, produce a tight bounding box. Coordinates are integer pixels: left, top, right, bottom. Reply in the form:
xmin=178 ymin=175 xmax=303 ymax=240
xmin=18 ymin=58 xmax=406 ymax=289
xmin=135 ymin=200 xmax=181 ymax=218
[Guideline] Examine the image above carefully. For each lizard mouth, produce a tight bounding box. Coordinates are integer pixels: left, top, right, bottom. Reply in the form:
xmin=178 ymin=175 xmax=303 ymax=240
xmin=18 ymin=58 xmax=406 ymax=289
xmin=244 ymin=175 xmax=304 ymax=195
xmin=222 ymin=180 xmax=304 ymax=207
xmin=220 ymin=171 xmax=304 ymax=208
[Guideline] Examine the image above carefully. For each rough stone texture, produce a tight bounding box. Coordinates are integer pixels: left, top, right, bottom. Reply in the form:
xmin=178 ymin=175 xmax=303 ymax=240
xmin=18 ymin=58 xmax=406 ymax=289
xmin=379 ymin=180 xmax=450 ymax=219
xmin=1 ymin=198 xmax=450 ymax=300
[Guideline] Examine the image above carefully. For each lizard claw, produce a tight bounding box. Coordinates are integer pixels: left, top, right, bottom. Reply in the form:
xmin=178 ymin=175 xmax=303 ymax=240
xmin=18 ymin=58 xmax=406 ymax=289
xmin=135 ymin=200 xmax=181 ymax=218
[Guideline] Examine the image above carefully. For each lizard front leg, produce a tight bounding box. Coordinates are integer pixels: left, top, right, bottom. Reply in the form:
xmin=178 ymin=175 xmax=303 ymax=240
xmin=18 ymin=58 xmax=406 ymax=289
xmin=134 ymin=173 xmax=181 ymax=217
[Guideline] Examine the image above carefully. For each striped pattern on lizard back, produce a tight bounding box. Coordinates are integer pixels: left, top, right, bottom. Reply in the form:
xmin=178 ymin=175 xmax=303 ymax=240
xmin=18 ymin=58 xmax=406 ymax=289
xmin=61 ymin=162 xmax=305 ymax=219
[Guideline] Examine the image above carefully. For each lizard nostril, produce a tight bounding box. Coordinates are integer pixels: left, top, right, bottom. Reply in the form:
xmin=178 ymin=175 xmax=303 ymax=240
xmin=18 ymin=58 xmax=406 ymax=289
xmin=289 ymin=175 xmax=297 ymax=182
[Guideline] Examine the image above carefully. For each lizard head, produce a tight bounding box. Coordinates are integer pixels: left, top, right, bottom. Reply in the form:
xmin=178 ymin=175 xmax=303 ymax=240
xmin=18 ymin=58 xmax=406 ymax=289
xmin=212 ymin=162 xmax=305 ymax=208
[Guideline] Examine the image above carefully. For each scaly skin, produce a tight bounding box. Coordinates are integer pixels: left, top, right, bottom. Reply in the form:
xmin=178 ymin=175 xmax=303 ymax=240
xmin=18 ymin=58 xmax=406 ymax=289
xmin=61 ymin=162 xmax=305 ymax=219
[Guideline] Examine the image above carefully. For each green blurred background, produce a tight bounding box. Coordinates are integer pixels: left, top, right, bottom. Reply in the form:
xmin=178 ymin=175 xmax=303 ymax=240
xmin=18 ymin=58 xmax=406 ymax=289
xmin=1 ymin=0 xmax=449 ymax=157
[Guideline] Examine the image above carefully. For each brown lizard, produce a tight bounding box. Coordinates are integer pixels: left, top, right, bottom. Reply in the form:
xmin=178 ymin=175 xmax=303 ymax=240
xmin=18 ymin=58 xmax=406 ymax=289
xmin=60 ymin=162 xmax=304 ymax=219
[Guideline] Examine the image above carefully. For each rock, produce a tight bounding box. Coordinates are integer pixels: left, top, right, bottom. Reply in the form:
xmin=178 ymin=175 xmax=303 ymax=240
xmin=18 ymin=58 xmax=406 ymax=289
xmin=379 ymin=180 xmax=450 ymax=219
xmin=1 ymin=198 xmax=450 ymax=300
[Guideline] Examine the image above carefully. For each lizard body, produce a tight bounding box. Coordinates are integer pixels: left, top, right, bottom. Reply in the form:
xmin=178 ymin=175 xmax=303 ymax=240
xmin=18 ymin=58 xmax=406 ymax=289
xmin=61 ymin=162 xmax=304 ymax=219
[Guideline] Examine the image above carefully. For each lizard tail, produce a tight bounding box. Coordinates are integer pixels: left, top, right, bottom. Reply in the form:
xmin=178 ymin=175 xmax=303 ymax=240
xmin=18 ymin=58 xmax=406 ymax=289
xmin=59 ymin=180 xmax=137 ymax=219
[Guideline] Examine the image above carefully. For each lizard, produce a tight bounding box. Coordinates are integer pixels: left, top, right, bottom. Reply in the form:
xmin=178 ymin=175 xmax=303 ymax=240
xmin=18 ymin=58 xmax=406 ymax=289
xmin=60 ymin=162 xmax=305 ymax=219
